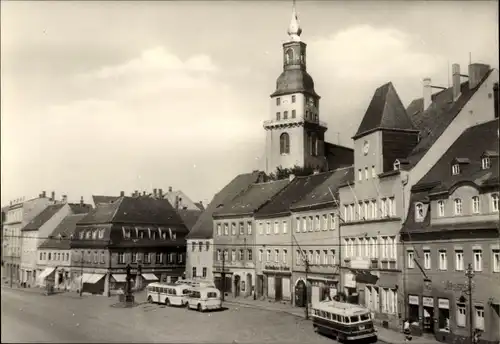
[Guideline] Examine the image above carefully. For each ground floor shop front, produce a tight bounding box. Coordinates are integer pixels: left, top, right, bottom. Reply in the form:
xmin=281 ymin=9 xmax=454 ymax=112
xmin=214 ymin=267 xmax=254 ymax=298
xmin=256 ymin=268 xmax=292 ymax=302
xmin=292 ymin=272 xmax=339 ymax=308
xmin=406 ymin=285 xmax=500 ymax=344
xmin=343 ymin=268 xmax=401 ymax=331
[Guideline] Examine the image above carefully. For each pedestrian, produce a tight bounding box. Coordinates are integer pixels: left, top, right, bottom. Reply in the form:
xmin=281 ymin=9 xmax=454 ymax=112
xmin=403 ymin=319 xmax=412 ymax=342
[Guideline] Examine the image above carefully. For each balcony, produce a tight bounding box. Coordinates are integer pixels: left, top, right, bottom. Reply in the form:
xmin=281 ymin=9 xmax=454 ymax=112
xmin=263 ymin=116 xmax=328 ymax=129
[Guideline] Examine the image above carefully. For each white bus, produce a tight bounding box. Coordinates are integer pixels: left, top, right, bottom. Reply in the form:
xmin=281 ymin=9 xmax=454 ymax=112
xmin=146 ymin=282 xmax=191 ymax=307
xmin=187 ymin=287 xmax=222 ymax=312
xmin=311 ymin=300 xmax=377 ymax=343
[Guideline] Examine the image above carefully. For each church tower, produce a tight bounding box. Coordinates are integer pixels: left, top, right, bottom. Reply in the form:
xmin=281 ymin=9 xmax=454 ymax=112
xmin=264 ymin=2 xmax=328 ymax=174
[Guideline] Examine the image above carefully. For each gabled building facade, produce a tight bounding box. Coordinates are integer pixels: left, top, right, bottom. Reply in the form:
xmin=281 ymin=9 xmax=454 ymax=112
xmin=290 ymin=167 xmax=354 ymax=308
xmin=70 ymin=196 xmax=188 ymax=295
xmin=253 ymin=171 xmax=333 ymax=303
xmin=401 ymin=119 xmax=499 ymax=344
xmin=37 ymin=213 xmax=87 ymax=290
xmin=212 ymin=179 xmax=289 ymax=298
xmin=186 ymin=171 xmax=264 ymax=282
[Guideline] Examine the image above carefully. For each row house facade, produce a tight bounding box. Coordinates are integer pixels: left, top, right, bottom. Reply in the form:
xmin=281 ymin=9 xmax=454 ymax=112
xmin=21 ymin=200 xmax=92 ymax=287
xmin=37 ymin=213 xmax=87 ymax=290
xmin=186 ymin=171 xmax=265 ymax=282
xmin=212 ymin=179 xmax=289 ymax=297
xmin=290 ymin=167 xmax=354 ymax=308
xmin=70 ymin=195 xmax=188 ymax=295
xmin=401 ymin=119 xmax=499 ymax=344
xmin=254 ymin=172 xmax=333 ymax=302
xmin=3 ymin=191 xmax=56 ymax=283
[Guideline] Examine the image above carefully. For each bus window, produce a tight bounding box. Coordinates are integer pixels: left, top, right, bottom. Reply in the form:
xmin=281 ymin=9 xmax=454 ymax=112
xmin=350 ymin=316 xmax=359 ymax=323
xmin=345 ymin=316 xmax=350 ymax=324
xmin=182 ymin=289 xmax=190 ymax=295
xmin=360 ymin=314 xmax=370 ymax=321
xmin=332 ymin=314 xmax=337 ymax=321
xmin=326 ymin=312 xmax=332 ymax=320
xmin=207 ymin=292 xmax=218 ymax=298
xmin=171 ymin=288 xmax=177 ymax=295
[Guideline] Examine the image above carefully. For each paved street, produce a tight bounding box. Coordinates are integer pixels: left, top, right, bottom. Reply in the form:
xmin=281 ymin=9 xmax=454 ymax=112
xmin=1 ymin=287 xmax=388 ymax=343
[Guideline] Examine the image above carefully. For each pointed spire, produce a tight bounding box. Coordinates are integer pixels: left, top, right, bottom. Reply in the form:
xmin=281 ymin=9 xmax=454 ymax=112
xmin=287 ymin=0 xmax=302 ymax=42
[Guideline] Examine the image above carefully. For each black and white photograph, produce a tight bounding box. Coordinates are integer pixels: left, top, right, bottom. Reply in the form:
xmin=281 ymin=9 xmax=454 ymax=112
xmin=1 ymin=0 xmax=499 ymax=343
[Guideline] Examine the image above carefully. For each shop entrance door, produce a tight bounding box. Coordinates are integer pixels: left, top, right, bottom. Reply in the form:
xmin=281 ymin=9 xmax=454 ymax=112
xmin=423 ymin=306 xmax=435 ymax=333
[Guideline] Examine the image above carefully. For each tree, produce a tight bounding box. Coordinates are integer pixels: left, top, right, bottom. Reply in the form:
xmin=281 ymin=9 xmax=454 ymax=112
xmin=267 ymin=165 xmax=321 ymax=181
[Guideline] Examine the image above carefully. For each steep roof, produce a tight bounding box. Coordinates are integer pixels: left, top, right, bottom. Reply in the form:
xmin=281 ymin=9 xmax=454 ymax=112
xmin=38 ymin=214 xmax=86 ymax=249
xmin=214 ymin=179 xmax=290 ymax=218
xmin=353 ymin=82 xmax=416 ymax=139
xmin=405 ymin=70 xmax=493 ymax=169
xmin=21 ymin=204 xmax=65 ymax=231
xmin=187 ymin=171 xmax=265 ymax=239
xmin=291 ymin=167 xmax=354 ymax=211
xmin=412 ymin=118 xmax=499 ymax=193
xmin=92 ymin=195 xmax=119 ymax=206
xmin=68 ymin=203 xmax=93 ymax=214
xmin=177 ymin=209 xmax=202 ymax=231
xmin=79 ymin=196 xmax=183 ymax=226
xmin=194 ymin=202 xmax=205 ymax=211
xmin=255 ymin=172 xmax=334 ymax=218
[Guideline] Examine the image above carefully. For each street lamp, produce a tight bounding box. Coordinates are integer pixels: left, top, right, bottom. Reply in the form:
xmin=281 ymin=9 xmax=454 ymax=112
xmin=465 ymin=263 xmax=475 ymax=344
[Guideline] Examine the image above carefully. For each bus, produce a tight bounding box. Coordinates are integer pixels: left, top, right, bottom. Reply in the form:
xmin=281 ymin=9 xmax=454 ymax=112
xmin=311 ymin=300 xmax=377 ymax=343
xmin=146 ymin=282 xmax=191 ymax=307
xmin=175 ymin=279 xmax=216 ymax=289
xmin=187 ymin=287 xmax=222 ymax=312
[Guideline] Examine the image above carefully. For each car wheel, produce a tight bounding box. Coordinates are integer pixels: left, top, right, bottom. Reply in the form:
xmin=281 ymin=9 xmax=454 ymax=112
xmin=147 ymin=296 xmax=153 ymax=303
xmin=197 ymin=304 xmax=202 ymax=312
xmin=165 ymin=298 xmax=170 ymax=306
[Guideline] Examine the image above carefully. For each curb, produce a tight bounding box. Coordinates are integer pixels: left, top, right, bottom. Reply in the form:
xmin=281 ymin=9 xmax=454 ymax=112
xmin=223 ymin=300 xmax=307 ymax=320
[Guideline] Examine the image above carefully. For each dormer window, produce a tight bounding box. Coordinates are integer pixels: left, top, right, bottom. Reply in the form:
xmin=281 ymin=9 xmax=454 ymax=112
xmin=79 ymin=232 xmax=84 ymax=239
xmin=452 ymin=164 xmax=460 ymax=175
xmin=393 ymin=160 xmax=401 ymax=171
xmin=415 ymin=203 xmax=424 ymax=220
xmin=482 ymin=157 xmax=491 ymax=169
xmin=85 ymin=231 xmax=91 ymax=239
xmin=98 ymin=229 xmax=104 ymax=239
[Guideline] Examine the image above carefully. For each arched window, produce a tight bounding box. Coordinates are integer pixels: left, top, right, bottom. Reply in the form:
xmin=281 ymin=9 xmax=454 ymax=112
xmin=472 ymin=196 xmax=480 ymax=214
xmin=280 ymin=133 xmax=290 ymax=154
xmin=285 ymin=49 xmax=294 ymax=64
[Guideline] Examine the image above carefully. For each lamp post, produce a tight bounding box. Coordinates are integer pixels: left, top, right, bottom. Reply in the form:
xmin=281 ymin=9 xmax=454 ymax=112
xmin=465 ymin=263 xmax=475 ymax=344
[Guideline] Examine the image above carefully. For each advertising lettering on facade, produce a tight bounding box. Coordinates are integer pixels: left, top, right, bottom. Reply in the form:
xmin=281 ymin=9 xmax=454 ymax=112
xmin=438 ymin=298 xmax=450 ymax=309
xmin=264 ymin=264 xmax=290 ymax=271
xmin=408 ymin=295 xmax=419 ymax=305
xmin=423 ymin=296 xmax=434 ymax=308
xmin=344 ymin=272 xmax=356 ymax=288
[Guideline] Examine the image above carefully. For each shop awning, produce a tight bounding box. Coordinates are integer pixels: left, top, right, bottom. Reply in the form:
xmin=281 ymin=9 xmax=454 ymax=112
xmin=81 ymin=273 xmax=94 ymax=283
xmin=86 ymin=274 xmax=105 ymax=284
xmin=38 ymin=267 xmax=56 ymax=281
xmin=112 ymin=274 xmax=127 ymax=283
xmin=142 ymin=273 xmax=158 ymax=281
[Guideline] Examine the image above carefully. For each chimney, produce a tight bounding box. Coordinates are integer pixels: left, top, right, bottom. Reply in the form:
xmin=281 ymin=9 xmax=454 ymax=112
xmin=158 ymin=188 xmax=163 ymax=199
xmin=62 ymin=195 xmax=68 ymax=203
xmin=42 ymin=191 xmax=46 ymax=198
xmin=80 ymin=196 xmax=84 ymax=205
xmin=51 ymin=191 xmax=55 ymax=201
xmin=134 ymin=190 xmax=139 ymax=197
xmin=493 ymin=82 xmax=499 ymax=119
xmin=168 ymin=186 xmax=173 ymax=192
xmin=289 ymin=174 xmax=296 ymax=181
xmin=423 ymin=78 xmax=432 ymax=110
xmin=142 ymin=191 xmax=146 ymax=196
xmin=468 ymin=63 xmax=490 ymax=90
xmin=452 ymin=63 xmax=461 ymax=100
xmin=153 ymin=188 xmax=157 ymax=198
xmin=120 ymin=191 xmax=125 ymax=197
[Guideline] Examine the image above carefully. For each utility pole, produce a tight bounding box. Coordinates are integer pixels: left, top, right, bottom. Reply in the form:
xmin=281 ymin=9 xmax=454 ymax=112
xmin=465 ymin=263 xmax=475 ymax=344
xmin=79 ymin=253 xmax=84 ymax=297
xmin=221 ymin=247 xmax=225 ymax=302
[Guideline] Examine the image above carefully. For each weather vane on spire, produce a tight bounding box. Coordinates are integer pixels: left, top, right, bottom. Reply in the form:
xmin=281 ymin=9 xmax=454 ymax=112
xmin=287 ymin=0 xmax=302 ymax=42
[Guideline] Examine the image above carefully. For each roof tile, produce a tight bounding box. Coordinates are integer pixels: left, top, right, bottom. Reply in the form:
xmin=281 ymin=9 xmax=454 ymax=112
xmin=21 ymin=204 xmax=65 ymax=231
xmin=39 ymin=214 xmax=86 ymax=249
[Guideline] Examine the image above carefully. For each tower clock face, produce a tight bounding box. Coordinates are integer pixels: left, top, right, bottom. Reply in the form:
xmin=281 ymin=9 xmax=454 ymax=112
xmin=363 ymin=141 xmax=370 ymax=155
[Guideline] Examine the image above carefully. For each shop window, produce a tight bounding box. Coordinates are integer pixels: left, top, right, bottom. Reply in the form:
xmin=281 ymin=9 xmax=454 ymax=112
xmin=438 ymin=299 xmax=450 ymax=332
xmin=457 ymin=303 xmax=466 ymax=327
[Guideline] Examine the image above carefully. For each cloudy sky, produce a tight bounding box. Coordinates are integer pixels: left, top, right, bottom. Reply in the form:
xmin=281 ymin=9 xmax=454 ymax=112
xmin=1 ymin=1 xmax=498 ymax=206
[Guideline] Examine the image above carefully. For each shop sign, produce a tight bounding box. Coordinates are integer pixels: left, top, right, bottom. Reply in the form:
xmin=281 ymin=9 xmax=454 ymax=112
xmin=423 ymin=297 xmax=434 ymax=308
xmin=264 ymin=264 xmax=290 ymax=271
xmin=214 ymin=267 xmax=230 ymax=273
xmin=344 ymin=272 xmax=356 ymax=288
xmin=408 ymin=295 xmax=419 ymax=305
xmin=438 ymin=298 xmax=450 ymax=309
xmin=443 ymin=280 xmax=475 ymax=292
